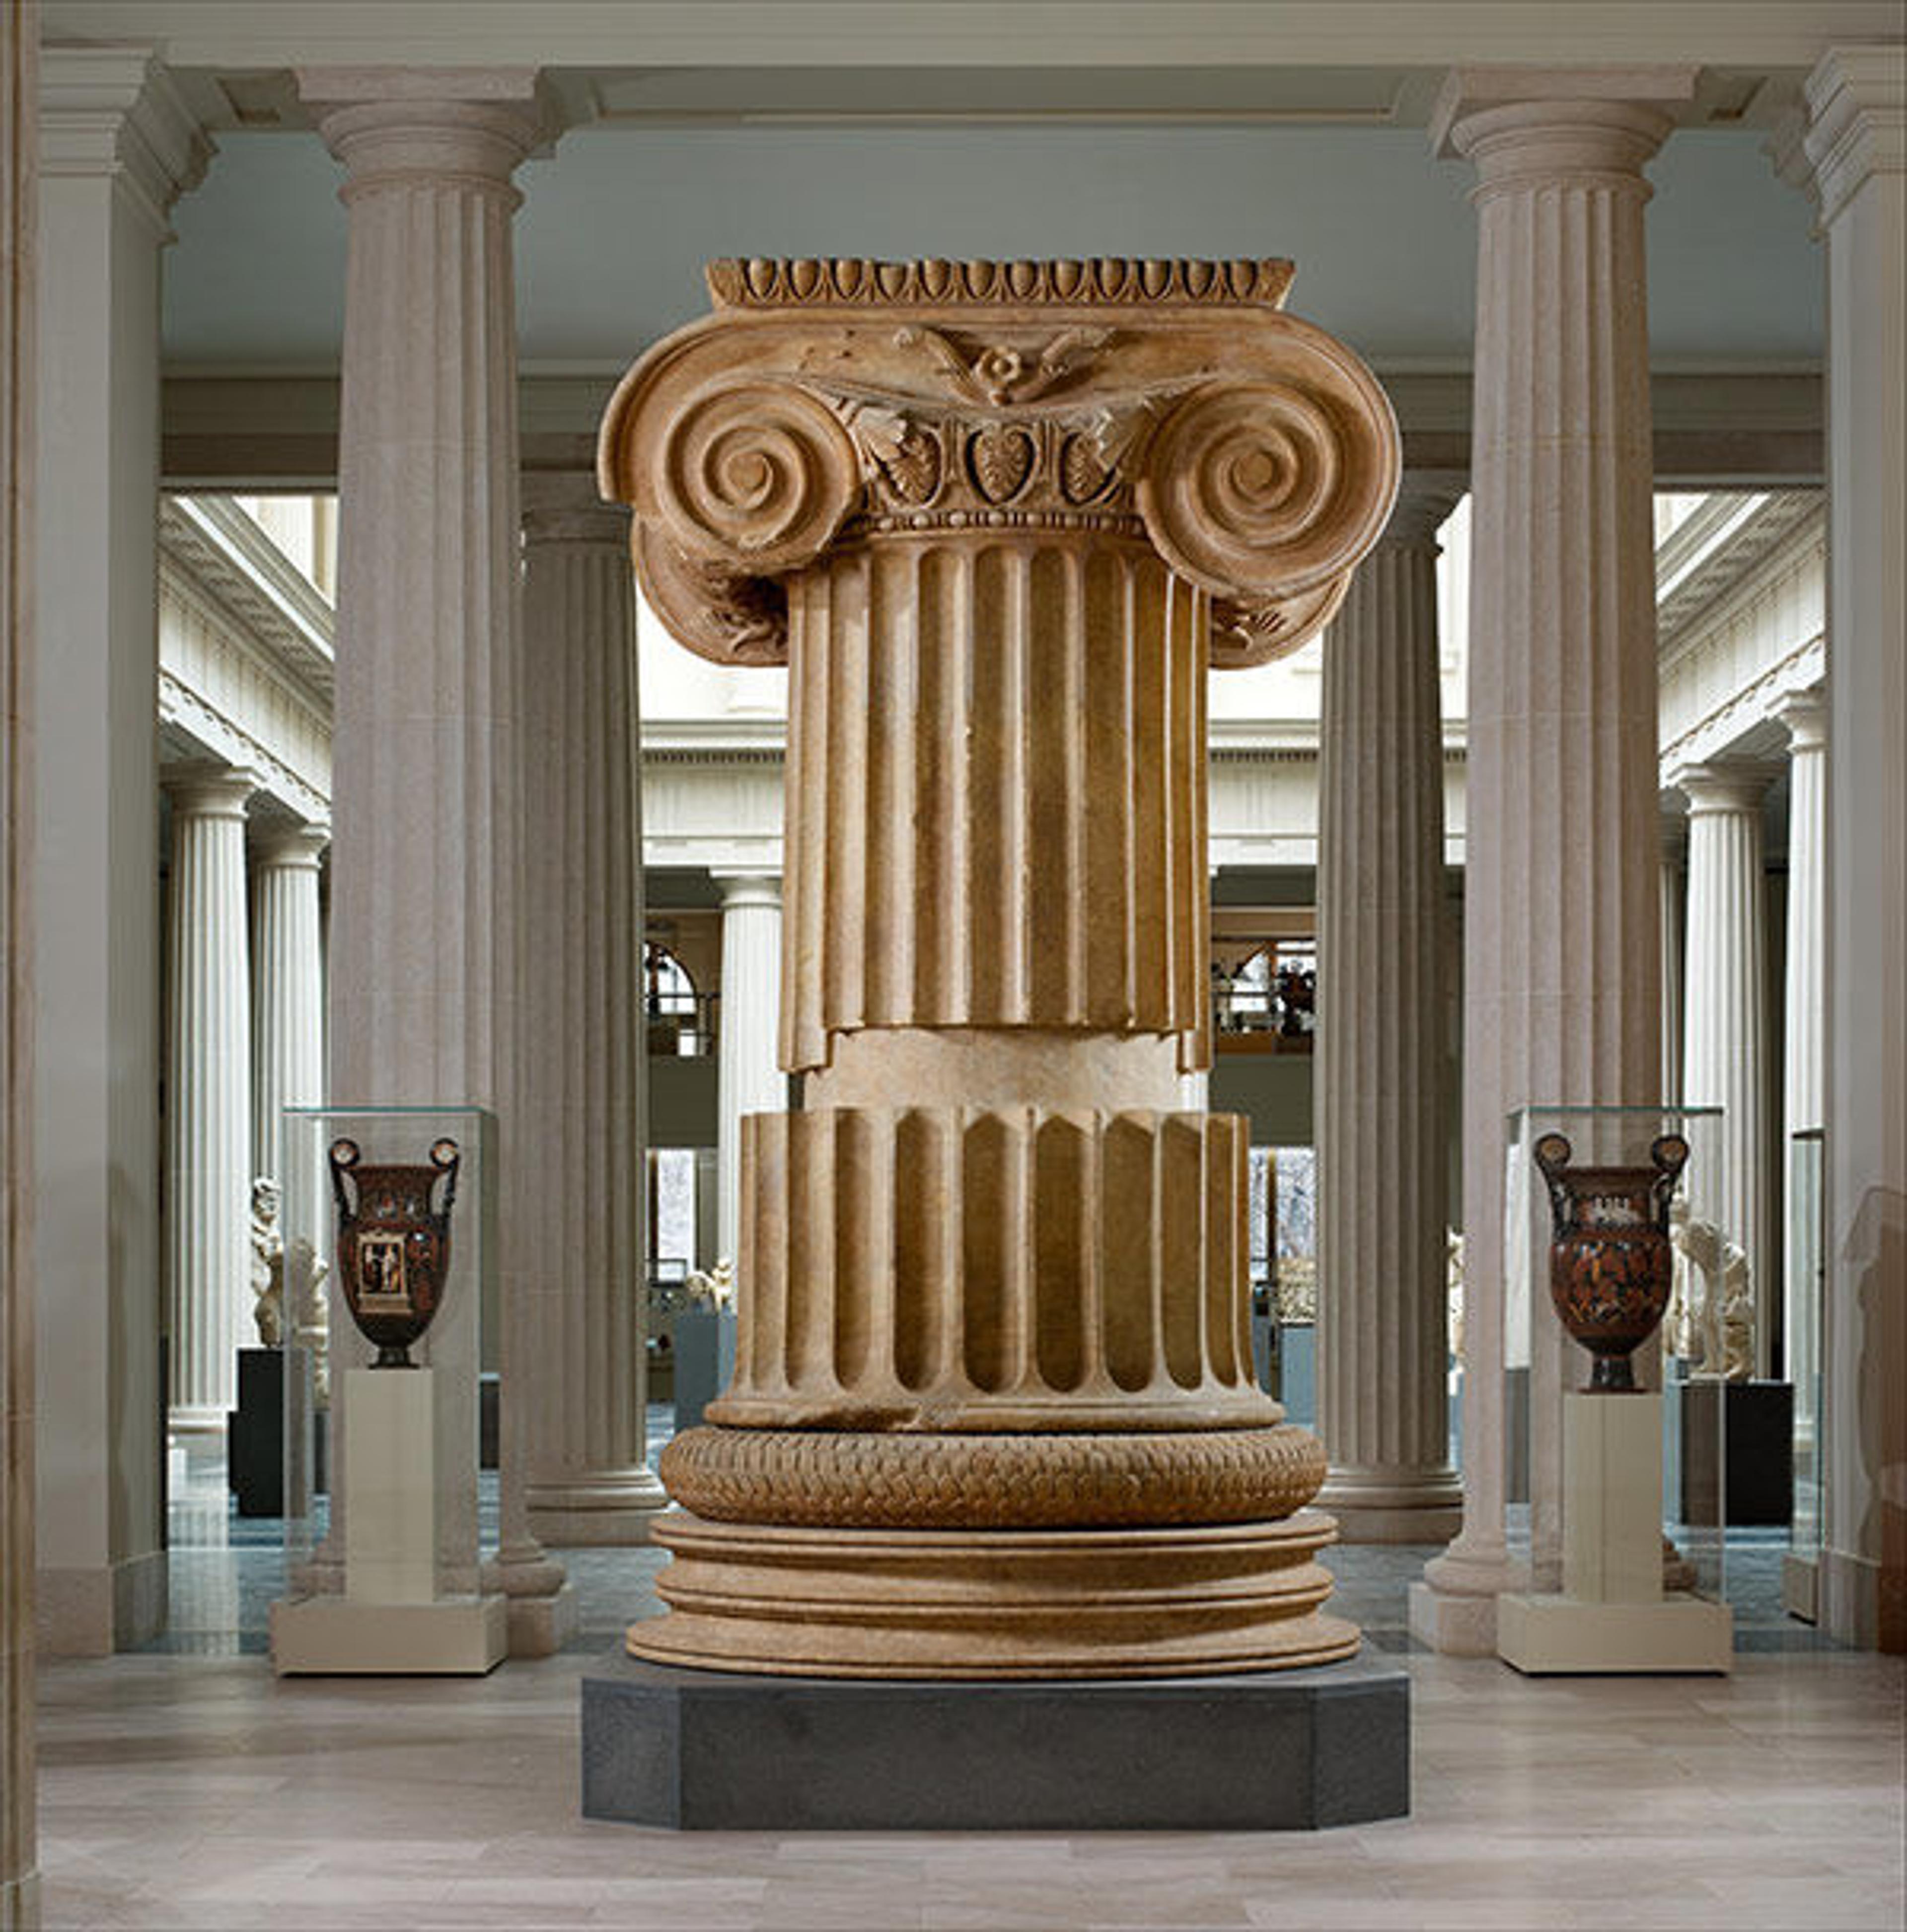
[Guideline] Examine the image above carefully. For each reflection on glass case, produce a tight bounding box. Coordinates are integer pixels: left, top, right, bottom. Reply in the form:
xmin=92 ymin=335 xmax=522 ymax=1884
xmin=1504 ymin=1104 xmax=1728 ymax=1605
xmin=277 ymin=1106 xmax=496 ymax=1613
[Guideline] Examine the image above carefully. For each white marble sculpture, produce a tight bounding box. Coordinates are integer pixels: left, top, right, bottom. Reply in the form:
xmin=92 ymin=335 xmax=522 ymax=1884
xmin=1671 ymin=1204 xmax=1755 ymax=1380
xmin=685 ymin=1258 xmax=735 ymax=1312
xmin=249 ymin=1177 xmax=285 ymax=1346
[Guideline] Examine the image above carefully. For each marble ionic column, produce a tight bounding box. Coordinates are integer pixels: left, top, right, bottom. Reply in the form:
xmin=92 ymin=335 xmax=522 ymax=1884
xmin=1775 ymin=689 xmax=1826 ymax=1431
xmin=1796 ymin=46 xmax=1906 ymax=1651
xmin=250 ymin=823 xmax=328 ymax=1191
xmin=599 ymin=255 xmax=1399 ymax=1677
xmin=517 ymin=474 xmax=666 ymax=1545
xmin=1413 ymin=72 xmax=1690 ymax=1653
xmin=1676 ymin=761 xmax=1774 ymax=1374
xmin=298 ymin=70 xmax=572 ymax=1649
xmin=2 ymin=3 xmax=36 ymax=1918
xmin=164 ymin=765 xmax=257 ymax=1432
xmin=716 ymin=873 xmax=783 ymax=1270
xmin=1314 ymin=475 xmax=1464 ymax=1542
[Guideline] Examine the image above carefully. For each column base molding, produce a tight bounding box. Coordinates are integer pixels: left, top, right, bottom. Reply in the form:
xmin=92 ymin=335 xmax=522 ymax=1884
xmin=1314 ymin=1467 xmax=1464 ymax=1544
xmin=1821 ymin=1546 xmax=1885 ymax=1651
xmin=528 ymin=1468 xmax=671 ymax=1548
xmin=167 ymin=1405 xmax=228 ymax=1439
xmin=0 ymin=1872 xmax=40 ymax=1932
xmin=631 ymin=1511 xmax=1358 ymax=1680
xmin=483 ymin=1549 xmax=579 ymax=1657
xmin=1406 ymin=1578 xmax=1501 ymax=1656
xmin=35 ymin=1551 xmax=167 ymax=1657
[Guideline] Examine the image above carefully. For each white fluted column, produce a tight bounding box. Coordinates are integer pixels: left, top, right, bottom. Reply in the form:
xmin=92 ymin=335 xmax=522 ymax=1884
xmin=164 ymin=766 xmax=257 ymax=1432
xmin=1315 ymin=475 xmax=1464 ymax=1542
xmin=250 ymin=823 xmax=327 ymax=1190
xmin=1413 ymin=70 xmax=1688 ymax=1653
xmin=299 ymin=69 xmax=572 ymax=1650
xmin=2 ymin=3 xmax=37 ymax=1916
xmin=716 ymin=874 xmax=783 ymax=1270
xmin=1796 ymin=46 xmax=1906 ymax=1651
xmin=1776 ymin=690 xmax=1826 ymax=1429
xmin=34 ymin=46 xmax=208 ymax=1658
xmin=1660 ymin=814 xmax=1687 ymax=1103
xmin=1677 ymin=761 xmax=1774 ymax=1374
xmin=519 ymin=474 xmax=666 ymax=1544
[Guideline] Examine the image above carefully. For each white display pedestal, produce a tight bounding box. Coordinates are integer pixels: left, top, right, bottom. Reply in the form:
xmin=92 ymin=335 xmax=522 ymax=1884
xmin=1498 ymin=1392 xmax=1731 ymax=1674
xmin=273 ymin=1368 xmax=506 ymax=1674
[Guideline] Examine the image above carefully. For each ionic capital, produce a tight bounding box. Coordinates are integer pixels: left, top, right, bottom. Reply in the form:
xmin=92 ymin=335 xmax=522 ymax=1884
xmin=599 ymin=257 xmax=1400 ymax=669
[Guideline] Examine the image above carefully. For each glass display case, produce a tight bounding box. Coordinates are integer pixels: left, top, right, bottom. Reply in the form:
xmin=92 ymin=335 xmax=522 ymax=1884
xmin=1503 ymin=1104 xmax=1729 ymax=1605
xmin=1784 ymin=1128 xmax=1826 ymax=1621
xmin=273 ymin=1105 xmax=503 ymax=1672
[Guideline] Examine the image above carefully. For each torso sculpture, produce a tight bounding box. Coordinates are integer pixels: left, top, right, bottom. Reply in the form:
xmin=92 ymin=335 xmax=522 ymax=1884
xmin=601 ymin=258 xmax=1398 ymax=1677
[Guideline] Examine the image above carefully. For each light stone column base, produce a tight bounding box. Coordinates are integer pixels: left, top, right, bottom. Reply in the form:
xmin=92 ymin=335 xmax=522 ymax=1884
xmin=272 ymin=1594 xmax=506 ymax=1675
xmin=631 ymin=1512 xmax=1357 ymax=1680
xmin=1407 ymin=1578 xmax=1505 ymax=1657
xmin=1315 ymin=1470 xmax=1464 ymax=1546
xmin=528 ymin=1469 xmax=670 ymax=1548
xmin=1496 ymin=1592 xmax=1732 ymax=1674
xmin=482 ymin=1551 xmax=580 ymax=1657
xmin=0 ymin=1874 xmax=39 ymax=1932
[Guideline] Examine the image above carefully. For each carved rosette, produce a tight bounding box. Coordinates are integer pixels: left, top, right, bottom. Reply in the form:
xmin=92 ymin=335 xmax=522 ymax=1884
xmin=599 ymin=262 xmax=1401 ymax=1679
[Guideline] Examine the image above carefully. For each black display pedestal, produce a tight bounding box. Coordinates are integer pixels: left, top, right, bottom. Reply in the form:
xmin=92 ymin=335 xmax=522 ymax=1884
xmin=582 ymin=1650 xmax=1410 ymax=1831
xmin=226 ymin=1348 xmax=325 ymax=1515
xmin=1680 ymin=1378 xmax=1794 ymax=1526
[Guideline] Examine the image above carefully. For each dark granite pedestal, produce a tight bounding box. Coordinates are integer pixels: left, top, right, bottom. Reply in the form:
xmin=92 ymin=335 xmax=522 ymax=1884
xmin=581 ymin=1650 xmax=1409 ymax=1831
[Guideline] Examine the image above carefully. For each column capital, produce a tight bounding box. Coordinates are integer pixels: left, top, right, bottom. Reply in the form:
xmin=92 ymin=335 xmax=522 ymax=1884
xmin=1802 ymin=45 xmax=1907 ymax=229
xmin=297 ymin=68 xmax=555 ymax=199
xmin=1671 ymin=760 xmax=1775 ymax=816
xmin=1658 ymin=792 xmax=1689 ymax=859
xmin=1775 ymin=685 xmax=1829 ymax=755
xmin=1430 ymin=67 xmax=1697 ymax=188
xmin=164 ymin=761 xmax=258 ymax=820
xmin=40 ymin=45 xmax=214 ymax=242
xmin=252 ymin=821 xmax=331 ymax=869
xmin=598 ymin=256 xmax=1400 ymax=672
xmin=521 ymin=470 xmax=631 ymax=550
xmin=1380 ymin=470 xmax=1466 ymax=549
xmin=714 ymin=872 xmax=783 ymax=912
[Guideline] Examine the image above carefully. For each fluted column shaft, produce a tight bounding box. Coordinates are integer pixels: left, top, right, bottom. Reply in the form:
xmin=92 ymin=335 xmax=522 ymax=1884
xmin=299 ymin=70 xmax=570 ymax=1649
xmin=2 ymin=2 xmax=37 ymax=1915
xmin=1776 ymin=691 xmax=1826 ymax=1426
xmin=1797 ymin=45 xmax=1906 ymax=1651
xmin=1416 ymin=73 xmax=1687 ymax=1653
xmin=518 ymin=475 xmax=665 ymax=1543
xmin=1660 ymin=819 xmax=1687 ymax=1103
xmin=716 ymin=874 xmax=783 ymax=1269
xmin=164 ymin=767 xmax=256 ymax=1430
xmin=1678 ymin=763 xmax=1774 ymax=1374
xmin=250 ymin=825 xmax=327 ymax=1189
xmin=1315 ymin=479 xmax=1463 ymax=1541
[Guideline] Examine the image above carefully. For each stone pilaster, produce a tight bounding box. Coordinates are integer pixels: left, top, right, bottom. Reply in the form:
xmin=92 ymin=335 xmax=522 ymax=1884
xmin=298 ymin=68 xmax=573 ymax=1651
xmin=35 ymin=45 xmax=210 ymax=1655
xmin=1314 ymin=474 xmax=1464 ymax=1542
xmin=1 ymin=3 xmax=36 ymax=1918
xmin=1413 ymin=71 xmax=1692 ymax=1654
xmin=250 ymin=823 xmax=328 ymax=1188
xmin=1798 ymin=45 xmax=1906 ymax=1651
xmin=715 ymin=873 xmax=783 ymax=1270
xmin=1676 ymin=761 xmax=1774 ymax=1375
xmin=1775 ymin=689 xmax=1826 ymax=1431
xmin=601 ymin=256 xmax=1399 ymax=1677
xmin=163 ymin=766 xmax=257 ymax=1431
xmin=518 ymin=473 xmax=666 ymax=1545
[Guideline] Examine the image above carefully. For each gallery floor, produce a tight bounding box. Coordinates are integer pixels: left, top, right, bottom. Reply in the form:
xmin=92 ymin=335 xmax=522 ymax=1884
xmin=31 ymin=1437 xmax=1905 ymax=1931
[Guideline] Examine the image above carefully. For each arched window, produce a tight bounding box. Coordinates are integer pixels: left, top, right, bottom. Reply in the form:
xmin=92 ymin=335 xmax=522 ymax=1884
xmin=645 ymin=943 xmax=698 ymax=1017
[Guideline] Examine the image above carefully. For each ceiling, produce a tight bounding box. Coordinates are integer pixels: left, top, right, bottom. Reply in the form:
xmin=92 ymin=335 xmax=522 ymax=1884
xmin=163 ymin=116 xmax=1823 ymax=376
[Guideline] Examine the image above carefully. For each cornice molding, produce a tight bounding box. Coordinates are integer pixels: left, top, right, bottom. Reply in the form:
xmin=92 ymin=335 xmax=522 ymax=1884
xmin=1803 ymin=43 xmax=1907 ymax=228
xmin=39 ymin=44 xmax=214 ymax=241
